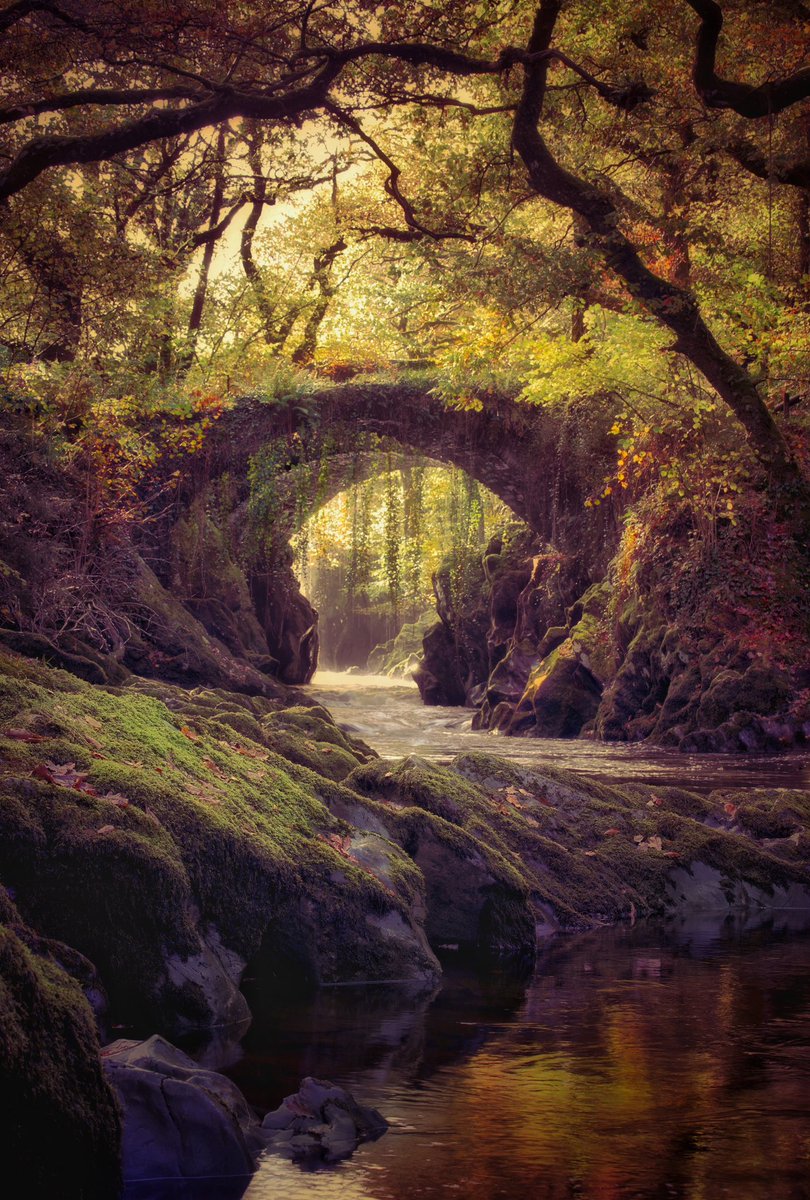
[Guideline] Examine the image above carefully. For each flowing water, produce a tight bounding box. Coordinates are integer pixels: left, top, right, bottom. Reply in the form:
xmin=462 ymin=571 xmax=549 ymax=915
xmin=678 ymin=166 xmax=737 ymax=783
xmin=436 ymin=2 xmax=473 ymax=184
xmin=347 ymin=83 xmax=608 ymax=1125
xmin=304 ymin=671 xmax=810 ymax=794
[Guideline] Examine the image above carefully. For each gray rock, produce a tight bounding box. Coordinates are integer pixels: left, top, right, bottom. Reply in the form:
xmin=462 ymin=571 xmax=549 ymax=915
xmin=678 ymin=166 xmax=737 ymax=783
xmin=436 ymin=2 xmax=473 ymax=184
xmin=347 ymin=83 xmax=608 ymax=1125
xmin=102 ymin=1035 xmax=261 ymax=1182
xmin=166 ymin=925 xmax=250 ymax=1031
xmin=261 ymin=1075 xmax=388 ymax=1161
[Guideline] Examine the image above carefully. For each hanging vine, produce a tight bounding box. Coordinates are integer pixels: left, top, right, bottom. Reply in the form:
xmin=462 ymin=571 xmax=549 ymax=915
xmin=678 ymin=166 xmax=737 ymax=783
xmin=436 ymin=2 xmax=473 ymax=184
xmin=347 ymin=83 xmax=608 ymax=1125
xmin=383 ymin=453 xmax=402 ymax=625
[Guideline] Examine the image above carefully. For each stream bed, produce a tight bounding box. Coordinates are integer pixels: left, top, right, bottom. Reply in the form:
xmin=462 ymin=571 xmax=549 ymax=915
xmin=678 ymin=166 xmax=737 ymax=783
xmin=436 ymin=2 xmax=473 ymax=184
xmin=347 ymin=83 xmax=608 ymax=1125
xmin=305 ymin=671 xmax=810 ymax=794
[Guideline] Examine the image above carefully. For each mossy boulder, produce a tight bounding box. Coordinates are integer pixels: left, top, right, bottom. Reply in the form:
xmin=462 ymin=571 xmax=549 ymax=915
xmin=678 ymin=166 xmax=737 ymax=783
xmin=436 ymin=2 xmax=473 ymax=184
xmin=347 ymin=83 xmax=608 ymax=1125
xmin=0 ymin=896 xmax=121 ymax=1200
xmin=261 ymin=705 xmax=376 ymax=782
xmin=367 ymin=610 xmax=435 ymax=678
xmin=343 ymin=756 xmax=536 ymax=960
xmin=0 ymin=649 xmax=438 ymax=1032
xmin=452 ymin=751 xmax=810 ymax=926
xmin=509 ymin=636 xmax=602 ymax=737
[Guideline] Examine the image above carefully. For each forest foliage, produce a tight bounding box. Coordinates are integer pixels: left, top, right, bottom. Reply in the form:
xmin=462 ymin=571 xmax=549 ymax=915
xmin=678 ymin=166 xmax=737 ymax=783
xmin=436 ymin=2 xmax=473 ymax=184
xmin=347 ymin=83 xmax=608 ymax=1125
xmin=0 ymin=0 xmax=808 ymax=568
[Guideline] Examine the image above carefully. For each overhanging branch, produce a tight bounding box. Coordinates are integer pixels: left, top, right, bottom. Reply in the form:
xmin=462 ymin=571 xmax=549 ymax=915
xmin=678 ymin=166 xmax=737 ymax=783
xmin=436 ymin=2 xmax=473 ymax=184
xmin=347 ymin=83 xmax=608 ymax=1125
xmin=687 ymin=0 xmax=810 ymax=116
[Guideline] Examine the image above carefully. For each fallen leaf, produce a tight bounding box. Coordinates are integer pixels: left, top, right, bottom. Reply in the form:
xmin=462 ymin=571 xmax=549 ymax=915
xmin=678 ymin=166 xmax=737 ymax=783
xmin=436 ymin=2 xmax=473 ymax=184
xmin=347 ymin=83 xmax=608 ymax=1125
xmin=603 ymin=827 xmax=621 ymax=837
xmin=724 ymin=802 xmax=738 ymax=817
xmin=97 ymin=824 xmax=116 ymax=834
xmin=101 ymin=793 xmax=130 ymax=807
xmin=637 ymin=834 xmax=664 ymax=852
xmin=84 ymin=716 xmax=102 ymax=731
xmin=664 ymin=850 xmax=681 ymax=859
xmin=647 ymin=796 xmax=664 ymax=808
xmin=85 ymin=735 xmax=102 ymax=750
xmin=584 ymin=850 xmax=598 ymax=857
xmin=218 ymin=740 xmax=269 ymax=761
xmin=202 ymin=757 xmax=227 ymax=779
xmin=49 ymin=761 xmax=76 ymax=777
xmin=31 ymin=761 xmax=93 ymax=791
xmin=180 ymin=726 xmax=200 ymax=742
xmin=4 ymin=728 xmax=47 ymax=743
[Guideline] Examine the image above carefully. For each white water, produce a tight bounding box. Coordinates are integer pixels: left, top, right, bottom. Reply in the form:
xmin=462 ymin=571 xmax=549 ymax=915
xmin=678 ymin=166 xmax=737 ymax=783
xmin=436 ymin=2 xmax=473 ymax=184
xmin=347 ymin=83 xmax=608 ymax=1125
xmin=304 ymin=671 xmax=810 ymax=793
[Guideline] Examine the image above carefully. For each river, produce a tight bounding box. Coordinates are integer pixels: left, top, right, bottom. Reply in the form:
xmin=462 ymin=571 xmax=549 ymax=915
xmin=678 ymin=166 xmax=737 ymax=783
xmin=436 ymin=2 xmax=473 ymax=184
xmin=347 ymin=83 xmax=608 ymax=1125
xmin=128 ymin=672 xmax=810 ymax=1200
xmin=235 ymin=916 xmax=810 ymax=1200
xmin=304 ymin=670 xmax=810 ymax=793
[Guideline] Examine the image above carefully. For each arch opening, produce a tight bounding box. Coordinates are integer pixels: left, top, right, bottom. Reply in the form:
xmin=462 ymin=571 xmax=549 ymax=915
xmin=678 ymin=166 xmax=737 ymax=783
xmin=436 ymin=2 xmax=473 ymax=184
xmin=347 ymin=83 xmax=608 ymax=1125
xmin=288 ymin=454 xmax=519 ymax=674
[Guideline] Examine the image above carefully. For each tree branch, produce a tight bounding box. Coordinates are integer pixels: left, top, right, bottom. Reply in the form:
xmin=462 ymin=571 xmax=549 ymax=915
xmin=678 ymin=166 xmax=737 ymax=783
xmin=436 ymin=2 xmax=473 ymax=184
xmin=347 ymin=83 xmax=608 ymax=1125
xmin=0 ymin=0 xmax=89 ymax=34
xmin=325 ymin=101 xmax=474 ymax=241
xmin=686 ymin=0 xmax=810 ymax=117
xmin=513 ymin=0 xmax=807 ymax=513
xmin=0 ymin=85 xmax=202 ymax=127
xmin=0 ymin=64 xmax=343 ymax=203
xmin=723 ymin=139 xmax=810 ymax=190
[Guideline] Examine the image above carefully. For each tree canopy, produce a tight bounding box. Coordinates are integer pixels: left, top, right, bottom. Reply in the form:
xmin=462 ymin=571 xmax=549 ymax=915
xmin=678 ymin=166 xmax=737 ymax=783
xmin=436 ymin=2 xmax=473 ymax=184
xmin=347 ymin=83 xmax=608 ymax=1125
xmin=0 ymin=0 xmax=808 ymax=533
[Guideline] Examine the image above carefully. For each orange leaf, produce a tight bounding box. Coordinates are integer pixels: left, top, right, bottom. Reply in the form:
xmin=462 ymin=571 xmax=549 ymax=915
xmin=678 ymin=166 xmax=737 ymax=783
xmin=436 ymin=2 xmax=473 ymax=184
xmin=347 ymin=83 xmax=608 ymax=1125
xmin=180 ymin=726 xmax=200 ymax=742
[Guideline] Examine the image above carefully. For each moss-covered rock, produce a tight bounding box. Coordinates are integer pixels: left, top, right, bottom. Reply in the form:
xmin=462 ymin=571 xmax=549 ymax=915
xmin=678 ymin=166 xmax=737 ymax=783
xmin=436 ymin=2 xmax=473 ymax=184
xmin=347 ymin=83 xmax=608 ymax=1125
xmin=0 ymin=649 xmax=438 ymax=1032
xmin=367 ymin=610 xmax=435 ymax=678
xmin=341 ymin=756 xmax=535 ymax=960
xmin=510 ymin=642 xmax=603 ymax=737
xmin=452 ymin=751 xmax=810 ymax=927
xmin=0 ymin=896 xmax=121 ymax=1200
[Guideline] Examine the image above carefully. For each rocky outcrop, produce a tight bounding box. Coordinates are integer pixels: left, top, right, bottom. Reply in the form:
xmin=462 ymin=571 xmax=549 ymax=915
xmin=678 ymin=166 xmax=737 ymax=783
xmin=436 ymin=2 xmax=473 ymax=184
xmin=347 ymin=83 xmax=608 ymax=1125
xmin=420 ymin=507 xmax=809 ymax=752
xmin=0 ymin=650 xmax=439 ymax=1036
xmin=367 ymin=609 xmax=435 ymax=678
xmin=414 ymin=548 xmax=492 ymax=706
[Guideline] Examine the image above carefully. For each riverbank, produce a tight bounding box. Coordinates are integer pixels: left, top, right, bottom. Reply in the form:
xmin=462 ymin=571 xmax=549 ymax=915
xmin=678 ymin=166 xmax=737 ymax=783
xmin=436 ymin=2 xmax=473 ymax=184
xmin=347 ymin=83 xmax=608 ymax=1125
xmin=1 ymin=648 xmax=809 ymax=1196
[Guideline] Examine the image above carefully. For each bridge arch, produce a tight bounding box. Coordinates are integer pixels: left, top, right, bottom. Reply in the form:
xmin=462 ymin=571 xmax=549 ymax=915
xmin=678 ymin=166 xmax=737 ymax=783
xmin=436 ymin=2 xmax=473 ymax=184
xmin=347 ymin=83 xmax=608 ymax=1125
xmin=193 ymin=381 xmax=601 ymax=543
xmin=160 ymin=380 xmax=614 ymax=684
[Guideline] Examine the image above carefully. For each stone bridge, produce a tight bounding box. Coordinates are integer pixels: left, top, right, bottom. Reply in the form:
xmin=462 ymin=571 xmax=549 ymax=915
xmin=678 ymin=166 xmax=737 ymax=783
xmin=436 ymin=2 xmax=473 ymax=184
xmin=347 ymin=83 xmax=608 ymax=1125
xmin=189 ymin=381 xmax=606 ymax=544
xmin=146 ymin=379 xmax=615 ymax=684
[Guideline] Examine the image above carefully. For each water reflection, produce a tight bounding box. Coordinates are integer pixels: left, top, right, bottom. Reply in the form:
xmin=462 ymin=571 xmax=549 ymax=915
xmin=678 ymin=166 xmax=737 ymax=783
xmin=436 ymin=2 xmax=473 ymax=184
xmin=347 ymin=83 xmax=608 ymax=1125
xmin=242 ymin=917 xmax=810 ymax=1200
xmin=305 ymin=672 xmax=810 ymax=793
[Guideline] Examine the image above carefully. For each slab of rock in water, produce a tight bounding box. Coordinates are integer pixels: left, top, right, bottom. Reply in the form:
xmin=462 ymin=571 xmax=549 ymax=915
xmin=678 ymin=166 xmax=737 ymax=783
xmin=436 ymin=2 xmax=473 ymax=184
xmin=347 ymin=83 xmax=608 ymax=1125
xmin=103 ymin=1037 xmax=388 ymax=1183
xmin=261 ymin=1075 xmax=388 ymax=1161
xmin=102 ymin=1035 xmax=262 ymax=1183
